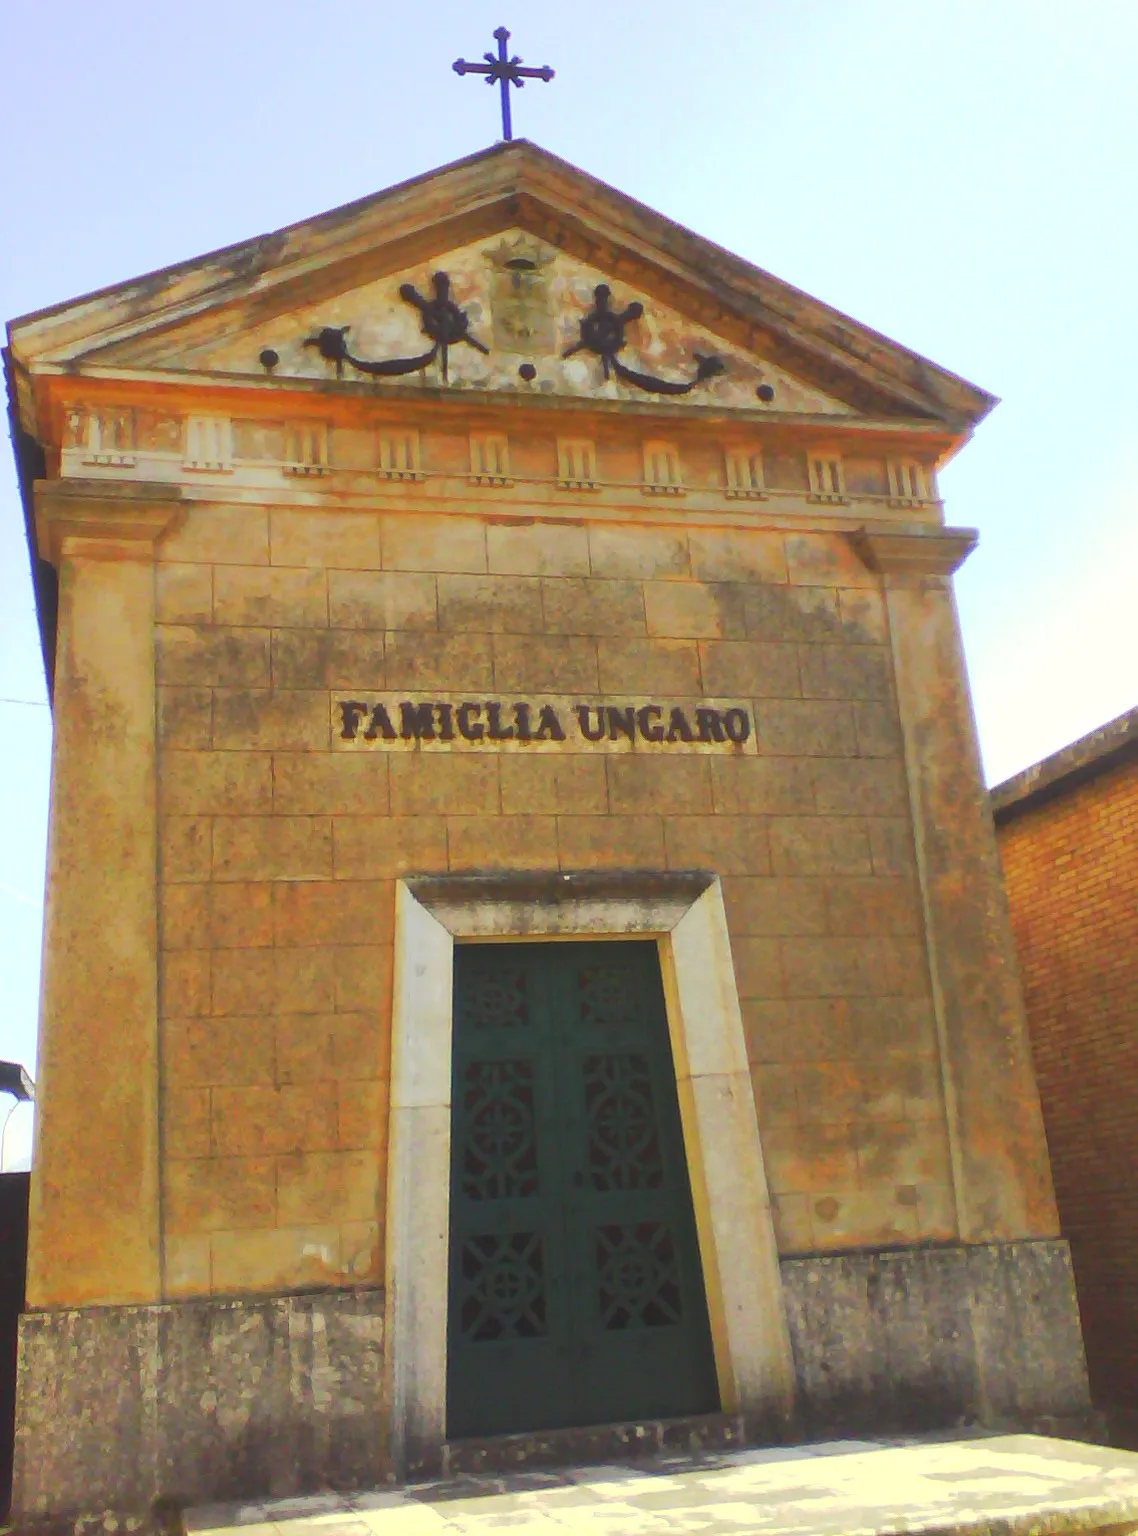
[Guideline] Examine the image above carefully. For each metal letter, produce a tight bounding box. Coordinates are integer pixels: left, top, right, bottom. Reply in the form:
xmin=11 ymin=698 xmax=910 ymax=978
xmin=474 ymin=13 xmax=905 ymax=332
xmin=339 ymin=700 xmax=369 ymax=740
xmin=400 ymin=701 xmax=437 ymax=741
xmin=486 ymin=701 xmax=516 ymax=741
xmin=637 ymin=704 xmax=665 ymax=743
xmin=607 ymin=706 xmax=636 ymax=743
xmin=723 ymin=708 xmax=751 ymax=744
xmin=535 ymin=705 xmax=566 ymax=742
xmin=695 ymin=708 xmax=727 ymax=743
xmin=575 ymin=705 xmax=606 ymax=742
xmin=666 ymin=707 xmax=695 ymax=743
xmin=457 ymin=702 xmax=485 ymax=741
xmin=364 ymin=703 xmax=398 ymax=741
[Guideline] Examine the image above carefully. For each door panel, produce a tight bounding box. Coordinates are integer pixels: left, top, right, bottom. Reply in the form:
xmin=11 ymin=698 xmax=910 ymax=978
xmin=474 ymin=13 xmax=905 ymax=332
xmin=561 ymin=948 xmax=718 ymax=1426
xmin=447 ymin=948 xmax=570 ymax=1436
xmin=447 ymin=941 xmax=719 ymax=1439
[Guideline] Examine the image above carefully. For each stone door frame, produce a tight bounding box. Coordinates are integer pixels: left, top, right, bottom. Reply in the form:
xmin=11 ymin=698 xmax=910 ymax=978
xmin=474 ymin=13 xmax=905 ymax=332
xmin=384 ymin=869 xmax=794 ymax=1477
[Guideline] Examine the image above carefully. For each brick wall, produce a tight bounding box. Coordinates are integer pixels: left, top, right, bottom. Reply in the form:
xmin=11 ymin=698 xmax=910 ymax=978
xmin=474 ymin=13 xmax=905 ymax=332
xmin=996 ymin=756 xmax=1138 ymax=1413
xmin=154 ymin=503 xmax=955 ymax=1301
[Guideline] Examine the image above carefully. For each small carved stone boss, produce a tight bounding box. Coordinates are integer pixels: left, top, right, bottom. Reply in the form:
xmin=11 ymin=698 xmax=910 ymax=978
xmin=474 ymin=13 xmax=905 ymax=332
xmin=485 ymin=235 xmax=556 ymax=354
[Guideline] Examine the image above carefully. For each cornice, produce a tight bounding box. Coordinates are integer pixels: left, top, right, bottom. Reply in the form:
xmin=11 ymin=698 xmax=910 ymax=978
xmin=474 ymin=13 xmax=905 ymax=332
xmin=35 ymin=363 xmax=957 ymax=444
xmin=34 ymin=478 xmax=184 ymax=566
xmin=849 ymin=524 xmax=977 ymax=580
xmin=8 ymin=142 xmax=995 ymax=439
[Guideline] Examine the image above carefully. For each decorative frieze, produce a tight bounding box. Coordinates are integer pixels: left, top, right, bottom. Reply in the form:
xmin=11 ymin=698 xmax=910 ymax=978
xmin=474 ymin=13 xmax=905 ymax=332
xmin=724 ymin=449 xmax=766 ymax=500
xmin=888 ymin=458 xmax=932 ymax=506
xmin=378 ymin=428 xmax=424 ymax=482
xmin=807 ymin=453 xmax=847 ymax=504
xmin=67 ymin=407 xmax=137 ymax=467
xmin=56 ymin=403 xmax=942 ymax=513
xmin=557 ymin=438 xmax=599 ymax=491
xmin=283 ymin=421 xmax=330 ymax=477
xmin=183 ymin=416 xmax=233 ymax=473
xmin=844 ymin=457 xmax=890 ymax=498
xmin=469 ymin=432 xmax=512 ymax=487
xmin=642 ymin=441 xmax=684 ymax=496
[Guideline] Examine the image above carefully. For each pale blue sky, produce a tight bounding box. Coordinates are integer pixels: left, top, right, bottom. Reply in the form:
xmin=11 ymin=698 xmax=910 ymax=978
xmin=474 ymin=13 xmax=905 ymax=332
xmin=1 ymin=1 xmax=1135 ymax=1167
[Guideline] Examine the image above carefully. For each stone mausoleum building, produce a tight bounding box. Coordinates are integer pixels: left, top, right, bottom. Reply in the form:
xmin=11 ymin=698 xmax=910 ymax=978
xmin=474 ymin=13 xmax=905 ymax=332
xmin=4 ymin=142 xmax=1093 ymax=1518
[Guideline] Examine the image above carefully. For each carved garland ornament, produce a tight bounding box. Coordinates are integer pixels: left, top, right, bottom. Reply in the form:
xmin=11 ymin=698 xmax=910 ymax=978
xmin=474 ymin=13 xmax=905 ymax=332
xmin=303 ymin=272 xmax=489 ymax=383
xmin=563 ymin=284 xmax=726 ymax=396
xmin=289 ymin=272 xmax=726 ymax=398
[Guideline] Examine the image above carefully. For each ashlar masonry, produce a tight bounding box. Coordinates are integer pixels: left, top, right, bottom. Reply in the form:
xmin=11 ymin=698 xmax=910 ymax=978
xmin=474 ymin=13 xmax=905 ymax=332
xmin=4 ymin=140 xmax=1090 ymax=1519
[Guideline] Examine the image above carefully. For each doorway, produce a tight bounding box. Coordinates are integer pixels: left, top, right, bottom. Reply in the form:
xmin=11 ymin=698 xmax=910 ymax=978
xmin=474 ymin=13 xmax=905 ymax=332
xmin=446 ymin=940 xmax=719 ymax=1439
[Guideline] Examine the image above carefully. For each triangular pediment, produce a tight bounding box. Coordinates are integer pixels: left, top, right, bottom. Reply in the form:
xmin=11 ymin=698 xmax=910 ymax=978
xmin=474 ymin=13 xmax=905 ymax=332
xmin=105 ymin=231 xmax=858 ymax=417
xmin=7 ymin=140 xmax=995 ymax=433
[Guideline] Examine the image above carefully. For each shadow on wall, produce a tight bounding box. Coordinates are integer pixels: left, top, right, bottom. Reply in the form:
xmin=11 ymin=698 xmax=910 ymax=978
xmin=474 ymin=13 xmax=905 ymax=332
xmin=0 ymin=1173 xmax=29 ymax=1517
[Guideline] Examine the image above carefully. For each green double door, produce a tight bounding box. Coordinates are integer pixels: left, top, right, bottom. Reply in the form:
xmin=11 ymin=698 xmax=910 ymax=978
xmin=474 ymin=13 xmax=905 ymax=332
xmin=446 ymin=940 xmax=719 ymax=1439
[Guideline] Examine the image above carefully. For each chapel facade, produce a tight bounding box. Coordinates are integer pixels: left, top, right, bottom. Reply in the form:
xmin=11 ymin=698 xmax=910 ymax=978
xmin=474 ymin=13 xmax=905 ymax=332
xmin=4 ymin=142 xmax=1092 ymax=1518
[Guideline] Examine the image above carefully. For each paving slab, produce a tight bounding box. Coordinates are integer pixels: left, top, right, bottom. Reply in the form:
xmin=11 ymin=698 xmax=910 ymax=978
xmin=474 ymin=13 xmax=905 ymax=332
xmin=187 ymin=1435 xmax=1138 ymax=1536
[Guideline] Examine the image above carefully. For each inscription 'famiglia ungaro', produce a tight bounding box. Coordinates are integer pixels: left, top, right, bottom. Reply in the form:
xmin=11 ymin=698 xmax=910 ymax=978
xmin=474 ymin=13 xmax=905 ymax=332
xmin=338 ymin=698 xmax=752 ymax=748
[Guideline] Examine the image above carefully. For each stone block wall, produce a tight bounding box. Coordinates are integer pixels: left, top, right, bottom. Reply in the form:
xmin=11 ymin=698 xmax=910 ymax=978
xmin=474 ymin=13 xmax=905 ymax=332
xmin=154 ymin=500 xmax=955 ymax=1302
xmin=12 ymin=1289 xmax=385 ymax=1519
xmin=781 ymin=1238 xmax=1092 ymax=1437
xmin=996 ymin=752 xmax=1138 ymax=1430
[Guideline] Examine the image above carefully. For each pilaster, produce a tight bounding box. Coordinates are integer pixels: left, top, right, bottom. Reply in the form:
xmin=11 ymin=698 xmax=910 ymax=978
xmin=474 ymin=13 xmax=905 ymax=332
xmin=28 ymin=479 xmax=182 ymax=1307
xmin=851 ymin=525 xmax=1060 ymax=1243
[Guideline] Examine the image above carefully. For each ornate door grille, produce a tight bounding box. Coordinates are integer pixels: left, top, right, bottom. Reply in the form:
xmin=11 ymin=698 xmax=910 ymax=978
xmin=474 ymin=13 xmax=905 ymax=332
xmin=447 ymin=941 xmax=719 ymax=1438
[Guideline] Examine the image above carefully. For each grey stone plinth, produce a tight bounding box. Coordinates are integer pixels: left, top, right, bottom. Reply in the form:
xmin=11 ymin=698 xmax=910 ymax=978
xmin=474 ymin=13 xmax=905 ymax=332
xmin=185 ymin=1433 xmax=1138 ymax=1536
xmin=12 ymin=1287 xmax=385 ymax=1520
xmin=780 ymin=1237 xmax=1093 ymax=1437
xmin=11 ymin=1240 xmax=1093 ymax=1521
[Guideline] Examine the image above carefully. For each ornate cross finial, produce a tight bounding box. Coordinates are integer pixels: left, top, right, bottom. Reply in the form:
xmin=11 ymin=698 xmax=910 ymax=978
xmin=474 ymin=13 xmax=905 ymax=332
xmin=453 ymin=26 xmax=554 ymax=142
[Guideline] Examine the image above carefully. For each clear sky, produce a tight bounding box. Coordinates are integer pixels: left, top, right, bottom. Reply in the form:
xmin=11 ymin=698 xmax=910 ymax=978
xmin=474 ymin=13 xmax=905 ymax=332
xmin=1 ymin=1 xmax=1135 ymax=1168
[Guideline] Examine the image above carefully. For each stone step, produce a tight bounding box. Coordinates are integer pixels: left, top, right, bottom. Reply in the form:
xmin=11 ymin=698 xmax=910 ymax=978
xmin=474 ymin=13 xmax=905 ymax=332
xmin=185 ymin=1435 xmax=1138 ymax=1536
xmin=440 ymin=1410 xmax=765 ymax=1477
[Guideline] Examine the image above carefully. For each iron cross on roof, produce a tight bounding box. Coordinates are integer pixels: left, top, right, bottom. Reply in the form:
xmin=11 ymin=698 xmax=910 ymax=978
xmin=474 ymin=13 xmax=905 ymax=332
xmin=453 ymin=27 xmax=554 ymax=142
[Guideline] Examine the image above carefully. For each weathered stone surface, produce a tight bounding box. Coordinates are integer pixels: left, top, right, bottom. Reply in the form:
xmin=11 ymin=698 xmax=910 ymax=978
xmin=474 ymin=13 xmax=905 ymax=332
xmin=9 ymin=139 xmax=1079 ymax=1527
xmin=10 ymin=1244 xmax=1091 ymax=1517
xmin=443 ymin=1411 xmax=751 ymax=1477
xmin=881 ymin=573 xmax=1059 ymax=1243
xmin=966 ymin=1239 xmax=1094 ymax=1425
xmin=780 ymin=1238 xmax=1092 ymax=1437
xmin=30 ymin=547 xmax=164 ymax=1309
xmin=187 ymin=1434 xmax=1138 ymax=1536
xmin=11 ymin=1288 xmax=385 ymax=1519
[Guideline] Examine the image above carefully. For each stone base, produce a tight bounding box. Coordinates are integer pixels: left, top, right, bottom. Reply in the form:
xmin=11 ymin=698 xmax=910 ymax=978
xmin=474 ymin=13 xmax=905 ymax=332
xmin=781 ymin=1238 xmax=1093 ymax=1438
xmin=11 ymin=1288 xmax=385 ymax=1522
xmin=443 ymin=1411 xmax=770 ymax=1479
xmin=11 ymin=1240 xmax=1092 ymax=1521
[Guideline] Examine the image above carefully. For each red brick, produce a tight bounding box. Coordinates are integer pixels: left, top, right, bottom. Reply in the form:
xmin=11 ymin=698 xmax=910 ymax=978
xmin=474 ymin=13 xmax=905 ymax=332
xmin=995 ymin=754 xmax=1138 ymax=1413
